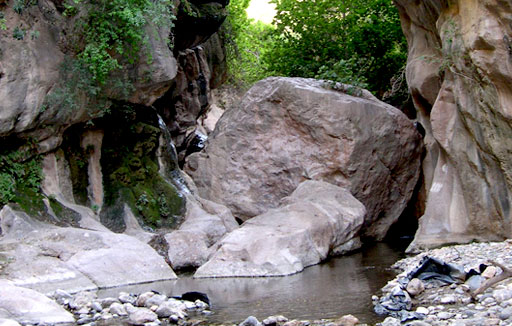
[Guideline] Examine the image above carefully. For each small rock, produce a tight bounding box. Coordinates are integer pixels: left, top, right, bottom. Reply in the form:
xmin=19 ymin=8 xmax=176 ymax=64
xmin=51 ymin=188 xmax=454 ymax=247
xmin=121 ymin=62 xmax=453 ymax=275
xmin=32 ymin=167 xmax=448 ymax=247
xmin=379 ymin=317 xmax=400 ymax=326
xmin=128 ymin=307 xmax=158 ymax=325
xmin=482 ymin=266 xmax=497 ymax=279
xmin=119 ymin=292 xmax=137 ymax=305
xmin=77 ymin=317 xmax=94 ymax=325
xmin=333 ymin=314 xmax=358 ymax=326
xmin=100 ymin=297 xmax=119 ymax=308
xmin=466 ymin=275 xmax=484 ymax=292
xmin=91 ymin=301 xmax=102 ymax=312
xmin=263 ymin=316 xmax=277 ymax=326
xmin=437 ymin=311 xmax=454 ymax=320
xmin=499 ymin=307 xmax=512 ymax=320
xmin=155 ymin=301 xmax=187 ymax=319
xmin=406 ymin=278 xmax=425 ymax=297
xmin=195 ymin=299 xmax=208 ymax=309
xmin=416 ymin=307 xmax=429 ymax=315
xmin=110 ymin=302 xmax=127 ymax=316
xmin=440 ymin=295 xmax=457 ymax=304
xmin=52 ymin=289 xmax=73 ymax=305
xmin=145 ymin=295 xmax=167 ymax=308
xmin=136 ymin=292 xmax=155 ymax=307
xmin=240 ymin=316 xmax=261 ymax=326
xmin=493 ymin=288 xmax=512 ymax=301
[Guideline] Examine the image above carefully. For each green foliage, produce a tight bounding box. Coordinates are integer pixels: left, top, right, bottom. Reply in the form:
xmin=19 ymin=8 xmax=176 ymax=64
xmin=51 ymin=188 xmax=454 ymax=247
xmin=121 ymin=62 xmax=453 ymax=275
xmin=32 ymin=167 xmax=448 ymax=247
xmin=73 ymin=0 xmax=175 ymax=85
xmin=226 ymin=0 xmax=407 ymax=98
xmin=12 ymin=26 xmax=25 ymax=40
xmin=0 ymin=12 xmax=6 ymax=31
xmin=13 ymin=0 xmax=36 ymax=14
xmin=0 ymin=144 xmax=42 ymax=207
xmin=224 ymin=0 xmax=274 ymax=88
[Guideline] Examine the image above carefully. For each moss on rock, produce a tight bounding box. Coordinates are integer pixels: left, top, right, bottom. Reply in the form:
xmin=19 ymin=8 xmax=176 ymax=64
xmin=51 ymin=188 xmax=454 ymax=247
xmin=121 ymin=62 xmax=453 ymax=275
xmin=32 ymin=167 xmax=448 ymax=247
xmin=100 ymin=104 xmax=185 ymax=231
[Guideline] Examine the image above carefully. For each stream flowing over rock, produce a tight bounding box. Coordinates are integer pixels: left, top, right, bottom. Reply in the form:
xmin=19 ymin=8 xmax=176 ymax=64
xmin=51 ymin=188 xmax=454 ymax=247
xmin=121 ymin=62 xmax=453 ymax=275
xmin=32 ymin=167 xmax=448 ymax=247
xmin=194 ymin=180 xmax=366 ymax=277
xmin=394 ymin=0 xmax=512 ymax=251
xmin=186 ymin=77 xmax=422 ymax=240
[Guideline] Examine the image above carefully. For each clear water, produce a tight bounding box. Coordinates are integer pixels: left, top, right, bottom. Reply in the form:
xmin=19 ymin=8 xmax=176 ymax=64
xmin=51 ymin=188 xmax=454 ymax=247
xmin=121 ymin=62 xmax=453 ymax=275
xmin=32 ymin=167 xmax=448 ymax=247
xmin=99 ymin=243 xmax=404 ymax=324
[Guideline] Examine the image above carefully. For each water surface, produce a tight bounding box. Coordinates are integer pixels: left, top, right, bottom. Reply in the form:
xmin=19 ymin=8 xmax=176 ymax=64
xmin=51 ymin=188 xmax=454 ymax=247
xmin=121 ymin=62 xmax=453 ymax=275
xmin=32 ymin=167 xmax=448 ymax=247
xmin=100 ymin=243 xmax=403 ymax=324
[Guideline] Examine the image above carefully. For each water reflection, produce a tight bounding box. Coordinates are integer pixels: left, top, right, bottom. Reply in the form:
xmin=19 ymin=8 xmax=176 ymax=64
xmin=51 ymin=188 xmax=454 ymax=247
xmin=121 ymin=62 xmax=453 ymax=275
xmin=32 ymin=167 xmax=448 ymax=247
xmin=99 ymin=243 xmax=403 ymax=324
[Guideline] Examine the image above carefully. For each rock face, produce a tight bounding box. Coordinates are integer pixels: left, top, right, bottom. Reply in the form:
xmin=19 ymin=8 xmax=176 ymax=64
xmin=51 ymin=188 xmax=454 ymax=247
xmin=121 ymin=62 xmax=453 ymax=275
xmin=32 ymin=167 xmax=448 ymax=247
xmin=394 ymin=0 xmax=512 ymax=250
xmin=194 ymin=180 xmax=366 ymax=277
xmin=165 ymin=194 xmax=239 ymax=270
xmin=0 ymin=280 xmax=74 ymax=324
xmin=186 ymin=77 xmax=422 ymax=239
xmin=0 ymin=206 xmax=176 ymax=294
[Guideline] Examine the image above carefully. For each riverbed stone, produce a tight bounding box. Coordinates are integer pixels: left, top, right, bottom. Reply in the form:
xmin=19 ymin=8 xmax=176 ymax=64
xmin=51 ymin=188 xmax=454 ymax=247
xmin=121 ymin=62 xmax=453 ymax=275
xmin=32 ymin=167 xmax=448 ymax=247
xmin=185 ymin=77 xmax=421 ymax=240
xmin=333 ymin=314 xmax=359 ymax=326
xmin=407 ymin=278 xmax=425 ymax=297
xmin=109 ymin=302 xmax=128 ymax=316
xmin=128 ymin=307 xmax=158 ymax=325
xmin=240 ymin=316 xmax=261 ymax=326
xmin=195 ymin=180 xmax=365 ymax=277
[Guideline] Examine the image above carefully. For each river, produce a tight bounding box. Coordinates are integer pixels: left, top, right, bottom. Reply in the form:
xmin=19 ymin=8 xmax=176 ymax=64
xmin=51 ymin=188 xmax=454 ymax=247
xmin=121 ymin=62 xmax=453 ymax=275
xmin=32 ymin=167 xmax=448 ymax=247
xmin=99 ymin=242 xmax=405 ymax=324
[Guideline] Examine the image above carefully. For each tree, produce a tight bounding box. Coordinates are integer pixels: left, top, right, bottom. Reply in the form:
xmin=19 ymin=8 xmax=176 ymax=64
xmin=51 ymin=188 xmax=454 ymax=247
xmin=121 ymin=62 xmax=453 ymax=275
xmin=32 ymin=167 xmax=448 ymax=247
xmin=265 ymin=0 xmax=407 ymax=98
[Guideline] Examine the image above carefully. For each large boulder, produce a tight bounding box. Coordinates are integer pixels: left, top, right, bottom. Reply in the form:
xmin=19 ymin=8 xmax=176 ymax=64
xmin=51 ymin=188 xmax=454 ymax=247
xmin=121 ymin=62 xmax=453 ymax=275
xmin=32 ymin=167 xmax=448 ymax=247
xmin=0 ymin=206 xmax=177 ymax=294
xmin=185 ymin=77 xmax=422 ymax=240
xmin=394 ymin=0 xmax=512 ymax=251
xmin=164 ymin=194 xmax=239 ymax=270
xmin=194 ymin=180 xmax=366 ymax=277
xmin=0 ymin=280 xmax=74 ymax=325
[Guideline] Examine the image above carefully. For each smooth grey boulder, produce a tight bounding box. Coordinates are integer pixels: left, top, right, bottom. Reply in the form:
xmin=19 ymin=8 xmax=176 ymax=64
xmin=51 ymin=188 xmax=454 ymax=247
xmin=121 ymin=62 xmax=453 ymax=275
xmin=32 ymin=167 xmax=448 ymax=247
xmin=186 ymin=77 xmax=421 ymax=240
xmin=194 ymin=181 xmax=365 ymax=277
xmin=0 ymin=207 xmax=177 ymax=294
xmin=165 ymin=194 xmax=238 ymax=270
xmin=0 ymin=280 xmax=74 ymax=324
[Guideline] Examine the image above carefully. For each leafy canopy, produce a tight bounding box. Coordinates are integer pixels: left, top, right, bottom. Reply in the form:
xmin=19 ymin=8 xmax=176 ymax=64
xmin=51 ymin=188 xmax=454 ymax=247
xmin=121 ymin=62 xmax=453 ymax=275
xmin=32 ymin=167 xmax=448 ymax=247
xmin=227 ymin=0 xmax=407 ymax=99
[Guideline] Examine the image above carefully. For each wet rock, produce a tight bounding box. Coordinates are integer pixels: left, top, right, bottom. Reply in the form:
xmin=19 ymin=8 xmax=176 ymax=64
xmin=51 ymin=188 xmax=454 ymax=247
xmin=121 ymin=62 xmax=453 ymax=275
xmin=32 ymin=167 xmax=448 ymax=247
xmin=378 ymin=317 xmax=400 ymax=326
xmin=0 ymin=280 xmax=74 ymax=324
xmin=109 ymin=302 xmax=127 ymax=316
xmin=119 ymin=293 xmax=137 ymax=305
xmin=186 ymin=77 xmax=422 ymax=240
xmin=0 ymin=219 xmax=177 ymax=294
xmin=195 ymin=181 xmax=365 ymax=277
xmin=128 ymin=307 xmax=158 ymax=325
xmin=136 ymin=292 xmax=155 ymax=307
xmin=240 ymin=316 xmax=261 ymax=326
xmin=145 ymin=295 xmax=167 ymax=308
xmin=333 ymin=314 xmax=359 ymax=326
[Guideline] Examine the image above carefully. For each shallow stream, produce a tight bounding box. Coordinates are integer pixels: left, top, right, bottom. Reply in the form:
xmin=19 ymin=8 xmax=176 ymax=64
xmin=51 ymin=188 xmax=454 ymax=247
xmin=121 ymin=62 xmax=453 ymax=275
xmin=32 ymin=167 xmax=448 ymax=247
xmin=99 ymin=243 xmax=404 ymax=324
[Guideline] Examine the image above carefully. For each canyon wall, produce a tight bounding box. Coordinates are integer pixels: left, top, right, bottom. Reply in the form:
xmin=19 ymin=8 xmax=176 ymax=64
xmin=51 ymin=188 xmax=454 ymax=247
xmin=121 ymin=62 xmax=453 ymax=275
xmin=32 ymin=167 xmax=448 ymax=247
xmin=394 ymin=0 xmax=512 ymax=251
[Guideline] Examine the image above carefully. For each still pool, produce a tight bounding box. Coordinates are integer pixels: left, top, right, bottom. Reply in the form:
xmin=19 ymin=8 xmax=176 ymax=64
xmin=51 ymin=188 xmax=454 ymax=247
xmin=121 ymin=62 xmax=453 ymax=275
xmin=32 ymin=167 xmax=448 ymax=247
xmin=99 ymin=243 xmax=405 ymax=324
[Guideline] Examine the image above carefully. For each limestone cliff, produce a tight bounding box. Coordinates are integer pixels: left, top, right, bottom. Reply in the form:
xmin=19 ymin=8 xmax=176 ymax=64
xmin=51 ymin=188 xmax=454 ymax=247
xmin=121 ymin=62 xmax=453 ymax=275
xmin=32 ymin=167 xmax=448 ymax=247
xmin=394 ymin=0 xmax=512 ymax=250
xmin=0 ymin=0 xmax=227 ymax=231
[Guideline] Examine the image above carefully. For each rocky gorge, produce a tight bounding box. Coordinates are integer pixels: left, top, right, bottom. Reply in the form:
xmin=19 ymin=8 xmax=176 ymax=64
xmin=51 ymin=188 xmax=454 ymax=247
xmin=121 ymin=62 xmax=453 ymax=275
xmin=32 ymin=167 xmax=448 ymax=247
xmin=1 ymin=0 xmax=512 ymax=325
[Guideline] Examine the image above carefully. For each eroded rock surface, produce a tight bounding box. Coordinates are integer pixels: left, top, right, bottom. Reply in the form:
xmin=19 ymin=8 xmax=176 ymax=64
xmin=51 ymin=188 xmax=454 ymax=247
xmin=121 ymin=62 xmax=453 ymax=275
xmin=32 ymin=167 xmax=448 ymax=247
xmin=395 ymin=0 xmax=512 ymax=251
xmin=186 ymin=77 xmax=422 ymax=240
xmin=194 ymin=180 xmax=365 ymax=277
xmin=0 ymin=280 xmax=74 ymax=325
xmin=0 ymin=206 xmax=176 ymax=294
